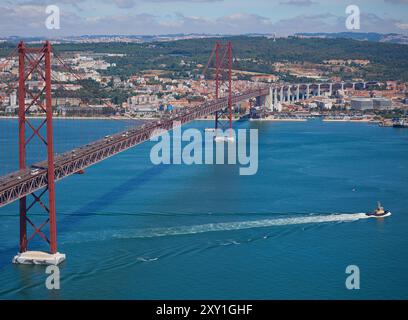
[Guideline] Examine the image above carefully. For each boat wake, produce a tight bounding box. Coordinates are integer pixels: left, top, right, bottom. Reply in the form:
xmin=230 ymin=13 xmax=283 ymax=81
xmin=62 ymin=212 xmax=370 ymax=244
xmin=136 ymin=257 xmax=159 ymax=262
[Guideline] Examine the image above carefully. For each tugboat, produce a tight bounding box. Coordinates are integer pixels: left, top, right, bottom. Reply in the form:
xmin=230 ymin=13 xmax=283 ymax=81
xmin=366 ymin=202 xmax=391 ymax=218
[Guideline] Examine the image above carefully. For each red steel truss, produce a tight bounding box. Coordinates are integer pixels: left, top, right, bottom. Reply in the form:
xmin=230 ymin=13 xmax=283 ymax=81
xmin=202 ymin=41 xmax=233 ymax=131
xmin=17 ymin=41 xmax=58 ymax=254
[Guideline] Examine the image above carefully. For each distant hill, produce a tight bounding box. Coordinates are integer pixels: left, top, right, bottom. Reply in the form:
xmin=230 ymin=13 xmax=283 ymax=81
xmin=3 ymin=32 xmax=408 ymax=45
xmin=295 ymin=32 xmax=408 ymax=45
xmin=0 ymin=34 xmax=229 ymax=44
xmin=2 ymin=35 xmax=408 ymax=81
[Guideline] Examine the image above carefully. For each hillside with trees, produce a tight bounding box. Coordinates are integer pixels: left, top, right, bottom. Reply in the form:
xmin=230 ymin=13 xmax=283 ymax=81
xmin=1 ymin=36 xmax=407 ymax=81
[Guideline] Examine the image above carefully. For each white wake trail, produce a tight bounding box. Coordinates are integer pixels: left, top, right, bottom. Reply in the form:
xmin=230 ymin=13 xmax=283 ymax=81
xmin=117 ymin=213 xmax=369 ymax=238
xmin=63 ymin=213 xmax=370 ymax=243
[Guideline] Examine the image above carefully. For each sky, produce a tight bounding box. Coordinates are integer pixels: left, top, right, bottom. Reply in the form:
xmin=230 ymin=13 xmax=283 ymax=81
xmin=0 ymin=0 xmax=407 ymax=37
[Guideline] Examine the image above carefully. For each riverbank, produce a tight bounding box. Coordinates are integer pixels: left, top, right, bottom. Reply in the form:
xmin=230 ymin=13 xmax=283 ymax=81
xmin=0 ymin=115 xmax=386 ymax=124
xmin=250 ymin=118 xmax=308 ymax=122
xmin=323 ymin=119 xmax=379 ymax=123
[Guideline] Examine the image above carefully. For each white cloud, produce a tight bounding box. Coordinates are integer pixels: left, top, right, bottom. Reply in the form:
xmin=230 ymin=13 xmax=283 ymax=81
xmin=0 ymin=1 xmax=407 ymax=37
xmin=384 ymin=0 xmax=408 ymax=4
xmin=113 ymin=0 xmax=137 ymax=9
xmin=280 ymin=0 xmax=315 ymax=6
xmin=396 ymin=22 xmax=408 ymax=29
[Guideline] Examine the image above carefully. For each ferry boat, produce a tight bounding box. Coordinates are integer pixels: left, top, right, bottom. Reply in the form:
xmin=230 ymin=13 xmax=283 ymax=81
xmin=366 ymin=202 xmax=391 ymax=218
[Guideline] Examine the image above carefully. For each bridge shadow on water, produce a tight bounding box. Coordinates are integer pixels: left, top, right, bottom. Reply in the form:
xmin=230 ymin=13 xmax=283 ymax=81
xmin=0 ymin=120 xmax=250 ymax=269
xmin=0 ymin=164 xmax=169 ymax=269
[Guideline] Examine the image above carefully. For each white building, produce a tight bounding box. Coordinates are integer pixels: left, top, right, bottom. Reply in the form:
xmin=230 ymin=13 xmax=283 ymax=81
xmin=314 ymin=99 xmax=333 ymax=110
xmin=9 ymin=91 xmax=16 ymax=107
xmin=273 ymin=103 xmax=283 ymax=112
xmin=128 ymin=94 xmax=159 ymax=106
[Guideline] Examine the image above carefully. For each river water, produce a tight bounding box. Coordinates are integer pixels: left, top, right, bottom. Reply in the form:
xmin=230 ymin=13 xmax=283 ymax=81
xmin=0 ymin=118 xmax=407 ymax=299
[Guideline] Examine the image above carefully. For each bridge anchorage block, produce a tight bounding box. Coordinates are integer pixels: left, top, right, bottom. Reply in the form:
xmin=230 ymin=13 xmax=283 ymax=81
xmin=12 ymin=251 xmax=66 ymax=265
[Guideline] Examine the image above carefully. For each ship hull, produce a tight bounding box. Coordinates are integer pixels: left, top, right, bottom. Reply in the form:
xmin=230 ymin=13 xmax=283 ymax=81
xmin=366 ymin=211 xmax=392 ymax=218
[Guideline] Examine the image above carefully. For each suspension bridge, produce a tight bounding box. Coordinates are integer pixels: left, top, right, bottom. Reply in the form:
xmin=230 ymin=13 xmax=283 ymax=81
xmin=0 ymin=40 xmax=380 ymax=265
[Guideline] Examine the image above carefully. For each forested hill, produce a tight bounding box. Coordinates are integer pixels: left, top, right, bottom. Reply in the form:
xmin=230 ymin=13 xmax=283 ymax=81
xmin=295 ymin=32 xmax=408 ymax=44
xmin=1 ymin=36 xmax=407 ymax=81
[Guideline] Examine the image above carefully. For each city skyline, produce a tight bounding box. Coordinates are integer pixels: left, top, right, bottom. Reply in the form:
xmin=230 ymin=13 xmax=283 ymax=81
xmin=1 ymin=0 xmax=408 ymax=37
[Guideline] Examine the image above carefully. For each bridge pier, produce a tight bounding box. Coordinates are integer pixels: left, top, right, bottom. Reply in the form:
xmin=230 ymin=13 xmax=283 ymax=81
xmin=287 ymin=86 xmax=290 ymax=102
xmin=280 ymin=87 xmax=284 ymax=103
xmin=273 ymin=88 xmax=278 ymax=110
xmin=13 ymin=251 xmax=66 ymax=265
xmin=265 ymin=87 xmax=273 ymax=111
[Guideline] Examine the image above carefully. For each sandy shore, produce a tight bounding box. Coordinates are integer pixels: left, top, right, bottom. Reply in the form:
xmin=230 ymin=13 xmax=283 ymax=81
xmin=323 ymin=119 xmax=379 ymax=123
xmin=250 ymin=118 xmax=308 ymax=122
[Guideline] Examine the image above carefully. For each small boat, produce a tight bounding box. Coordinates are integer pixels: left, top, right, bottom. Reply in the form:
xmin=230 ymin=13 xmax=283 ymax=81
xmin=214 ymin=135 xmax=235 ymax=143
xmin=366 ymin=202 xmax=391 ymax=218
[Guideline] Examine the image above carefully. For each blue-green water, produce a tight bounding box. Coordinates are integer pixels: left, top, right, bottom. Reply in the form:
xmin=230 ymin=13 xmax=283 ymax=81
xmin=0 ymin=119 xmax=407 ymax=299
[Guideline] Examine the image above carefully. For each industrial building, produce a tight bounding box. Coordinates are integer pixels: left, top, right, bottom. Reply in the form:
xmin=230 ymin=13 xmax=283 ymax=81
xmin=351 ymin=98 xmax=373 ymax=110
xmin=351 ymin=97 xmax=393 ymax=110
xmin=372 ymin=97 xmax=392 ymax=110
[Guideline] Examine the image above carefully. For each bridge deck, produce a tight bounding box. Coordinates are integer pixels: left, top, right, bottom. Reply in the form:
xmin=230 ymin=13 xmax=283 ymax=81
xmin=0 ymin=88 xmax=267 ymax=208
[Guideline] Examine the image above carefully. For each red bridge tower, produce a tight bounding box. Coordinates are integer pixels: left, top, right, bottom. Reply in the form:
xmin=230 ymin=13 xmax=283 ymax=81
xmin=13 ymin=41 xmax=65 ymax=265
